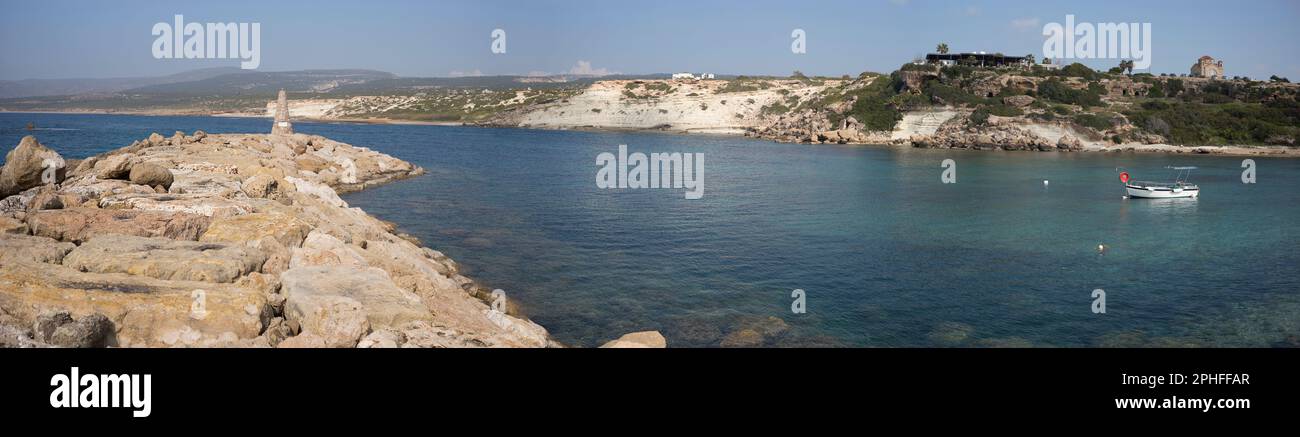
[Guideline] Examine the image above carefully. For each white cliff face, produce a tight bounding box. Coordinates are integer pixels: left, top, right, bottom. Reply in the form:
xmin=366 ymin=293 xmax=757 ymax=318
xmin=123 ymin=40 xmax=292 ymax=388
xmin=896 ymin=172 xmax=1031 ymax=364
xmin=513 ymin=79 xmax=839 ymax=134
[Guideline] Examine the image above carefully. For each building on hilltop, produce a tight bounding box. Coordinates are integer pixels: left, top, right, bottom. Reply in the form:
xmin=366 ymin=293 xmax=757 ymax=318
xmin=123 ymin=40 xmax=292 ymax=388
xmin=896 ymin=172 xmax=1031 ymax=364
xmin=671 ymin=72 xmax=716 ymax=80
xmin=925 ymin=52 xmax=1030 ymax=68
xmin=271 ymin=89 xmax=293 ymax=135
xmin=1190 ymin=56 xmax=1224 ymax=79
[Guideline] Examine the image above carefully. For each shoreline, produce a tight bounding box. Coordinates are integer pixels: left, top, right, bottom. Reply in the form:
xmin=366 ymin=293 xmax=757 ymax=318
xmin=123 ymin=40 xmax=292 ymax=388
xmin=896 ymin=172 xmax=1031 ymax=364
xmin=5 ymin=109 xmax=1297 ymax=158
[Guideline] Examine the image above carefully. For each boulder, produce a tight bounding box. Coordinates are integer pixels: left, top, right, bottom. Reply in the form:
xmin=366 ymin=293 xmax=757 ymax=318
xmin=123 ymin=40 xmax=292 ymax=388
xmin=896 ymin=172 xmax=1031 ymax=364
xmin=0 ymin=234 xmax=75 ymax=264
xmin=147 ymin=132 xmax=165 ymax=147
xmin=289 ymin=231 xmax=368 ymax=269
xmin=129 ymin=162 xmax=174 ymax=190
xmin=600 ymin=331 xmax=667 ymax=348
xmin=0 ymin=216 xmax=28 ymax=234
xmin=26 ymin=185 xmax=63 ymax=213
xmin=277 ymin=295 xmax=371 ymax=348
xmin=33 ymin=310 xmax=74 ymax=343
xmin=280 ymin=266 xmax=429 ymax=331
xmin=356 ymin=328 xmax=407 ymax=348
xmin=1057 ymin=134 xmax=1083 ymax=151
xmin=27 ymin=208 xmax=211 ymax=243
xmin=0 ymin=136 xmax=65 ymax=197
xmin=62 ymin=234 xmax=267 ymax=283
xmin=49 ymin=313 xmax=113 ymax=348
xmin=201 ymin=211 xmax=312 ymax=249
xmin=241 ymin=173 xmax=278 ymax=198
xmin=93 ymin=153 xmax=135 ymax=180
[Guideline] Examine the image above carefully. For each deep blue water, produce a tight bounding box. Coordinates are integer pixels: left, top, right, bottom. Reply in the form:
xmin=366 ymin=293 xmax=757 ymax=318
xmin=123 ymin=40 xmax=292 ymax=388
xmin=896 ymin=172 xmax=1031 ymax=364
xmin=4 ymin=112 xmax=1298 ymax=347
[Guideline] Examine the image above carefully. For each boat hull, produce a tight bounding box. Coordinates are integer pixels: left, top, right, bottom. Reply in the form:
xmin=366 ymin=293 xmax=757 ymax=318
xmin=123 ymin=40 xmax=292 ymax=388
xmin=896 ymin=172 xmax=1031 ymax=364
xmin=1126 ymin=185 xmax=1199 ymax=199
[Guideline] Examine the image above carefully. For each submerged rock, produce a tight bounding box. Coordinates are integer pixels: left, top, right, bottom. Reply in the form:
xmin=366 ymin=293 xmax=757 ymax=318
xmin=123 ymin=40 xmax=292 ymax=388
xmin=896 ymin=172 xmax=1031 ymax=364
xmin=600 ymin=331 xmax=667 ymax=348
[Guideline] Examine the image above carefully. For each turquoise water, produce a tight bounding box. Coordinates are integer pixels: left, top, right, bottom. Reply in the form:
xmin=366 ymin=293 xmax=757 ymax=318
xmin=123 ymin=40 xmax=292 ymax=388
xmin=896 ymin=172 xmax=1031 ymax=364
xmin=4 ymin=112 xmax=1298 ymax=347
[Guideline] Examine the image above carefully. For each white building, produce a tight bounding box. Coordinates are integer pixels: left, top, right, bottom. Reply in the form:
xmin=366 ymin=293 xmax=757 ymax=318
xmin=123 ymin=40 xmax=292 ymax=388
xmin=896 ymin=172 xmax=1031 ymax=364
xmin=672 ymin=72 xmax=716 ymax=80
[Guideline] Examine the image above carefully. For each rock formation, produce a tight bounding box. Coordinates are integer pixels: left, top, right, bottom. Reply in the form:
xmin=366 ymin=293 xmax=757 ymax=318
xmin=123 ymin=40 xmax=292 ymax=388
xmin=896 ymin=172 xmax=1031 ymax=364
xmin=0 ymin=132 xmax=559 ymax=348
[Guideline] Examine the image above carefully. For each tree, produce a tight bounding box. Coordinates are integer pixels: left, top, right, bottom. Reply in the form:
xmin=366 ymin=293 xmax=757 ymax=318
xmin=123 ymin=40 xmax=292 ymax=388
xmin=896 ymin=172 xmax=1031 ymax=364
xmin=1024 ymin=54 xmax=1035 ymax=64
xmin=1117 ymin=60 xmax=1134 ymax=75
xmin=936 ymin=43 xmax=949 ymax=54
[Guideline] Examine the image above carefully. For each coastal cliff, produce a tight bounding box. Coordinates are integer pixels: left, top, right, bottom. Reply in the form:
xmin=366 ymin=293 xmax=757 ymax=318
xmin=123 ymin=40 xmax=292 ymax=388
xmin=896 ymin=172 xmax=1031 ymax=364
xmin=0 ymin=131 xmax=558 ymax=348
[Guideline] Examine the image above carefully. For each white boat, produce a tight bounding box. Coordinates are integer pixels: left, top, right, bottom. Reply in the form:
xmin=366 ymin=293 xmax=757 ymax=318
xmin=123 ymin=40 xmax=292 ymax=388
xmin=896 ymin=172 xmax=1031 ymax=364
xmin=1121 ymin=166 xmax=1200 ymax=199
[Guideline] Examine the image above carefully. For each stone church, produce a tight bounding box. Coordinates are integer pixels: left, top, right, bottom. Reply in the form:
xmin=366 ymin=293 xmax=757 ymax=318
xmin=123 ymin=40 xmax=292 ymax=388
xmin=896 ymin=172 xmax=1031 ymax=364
xmin=1190 ymin=56 xmax=1224 ymax=79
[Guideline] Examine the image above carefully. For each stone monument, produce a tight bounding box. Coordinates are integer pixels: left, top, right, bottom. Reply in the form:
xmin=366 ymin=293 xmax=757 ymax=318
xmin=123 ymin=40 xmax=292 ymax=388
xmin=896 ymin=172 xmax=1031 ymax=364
xmin=271 ymin=89 xmax=293 ymax=135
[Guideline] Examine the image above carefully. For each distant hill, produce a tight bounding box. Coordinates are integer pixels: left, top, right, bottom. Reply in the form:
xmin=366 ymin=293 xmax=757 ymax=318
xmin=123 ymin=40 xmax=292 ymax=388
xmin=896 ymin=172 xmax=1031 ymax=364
xmin=123 ymin=69 xmax=399 ymax=95
xmin=0 ymin=67 xmax=243 ymax=98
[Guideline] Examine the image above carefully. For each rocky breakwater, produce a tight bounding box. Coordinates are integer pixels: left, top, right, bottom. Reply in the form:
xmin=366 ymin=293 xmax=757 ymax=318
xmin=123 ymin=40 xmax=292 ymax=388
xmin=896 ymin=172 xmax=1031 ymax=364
xmin=0 ymin=131 xmax=557 ymax=348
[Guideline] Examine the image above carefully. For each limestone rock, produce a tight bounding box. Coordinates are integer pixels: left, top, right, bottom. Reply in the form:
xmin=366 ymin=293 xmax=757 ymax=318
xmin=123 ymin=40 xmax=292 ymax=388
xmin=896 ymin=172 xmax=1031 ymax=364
xmin=202 ymin=211 xmax=312 ymax=249
xmin=147 ymin=132 xmax=166 ymax=147
xmin=720 ymin=329 xmax=764 ymax=348
xmin=0 ymin=259 xmax=271 ymax=347
xmin=97 ymin=192 xmax=253 ymax=218
xmin=93 ymin=153 xmax=135 ymax=180
xmin=1057 ymin=134 xmax=1084 ymax=151
xmin=241 ymin=173 xmax=278 ymax=198
xmin=0 ymin=136 xmax=65 ymax=197
xmin=33 ymin=310 xmax=74 ymax=342
xmin=63 ymin=234 xmax=267 ymax=283
xmin=600 ymin=331 xmax=667 ymax=348
xmin=280 ymin=265 xmax=429 ymax=331
xmin=357 ymin=328 xmax=407 ymax=348
xmin=129 ymin=162 xmax=174 ymax=190
xmin=27 ymin=208 xmax=211 ymax=243
xmin=0 ymin=216 xmax=28 ymax=234
xmin=289 ymin=231 xmax=368 ymax=269
xmin=0 ymin=234 xmax=75 ymax=264
xmin=49 ymin=313 xmax=113 ymax=348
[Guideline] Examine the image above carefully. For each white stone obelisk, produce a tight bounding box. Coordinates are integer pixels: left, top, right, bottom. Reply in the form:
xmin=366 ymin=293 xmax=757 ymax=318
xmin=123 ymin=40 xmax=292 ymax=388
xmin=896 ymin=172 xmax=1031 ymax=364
xmin=271 ymin=89 xmax=293 ymax=135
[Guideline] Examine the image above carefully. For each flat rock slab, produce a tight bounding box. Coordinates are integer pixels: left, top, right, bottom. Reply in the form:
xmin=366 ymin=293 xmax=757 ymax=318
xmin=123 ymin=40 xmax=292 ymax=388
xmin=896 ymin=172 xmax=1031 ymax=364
xmin=64 ymin=234 xmax=267 ymax=283
xmin=0 ymin=234 xmax=75 ymax=264
xmin=201 ymin=211 xmax=312 ymax=249
xmin=0 ymin=259 xmax=269 ymax=347
xmin=280 ymin=265 xmax=429 ymax=330
xmin=27 ymin=207 xmax=211 ymax=243
xmin=99 ymin=192 xmax=255 ymax=218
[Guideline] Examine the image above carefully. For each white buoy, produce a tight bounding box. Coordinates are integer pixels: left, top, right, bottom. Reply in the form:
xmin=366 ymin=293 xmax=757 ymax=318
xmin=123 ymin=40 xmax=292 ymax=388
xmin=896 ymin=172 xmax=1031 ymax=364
xmin=1097 ymin=244 xmax=1106 ymax=255
xmin=1043 ymin=180 xmax=1049 ymax=187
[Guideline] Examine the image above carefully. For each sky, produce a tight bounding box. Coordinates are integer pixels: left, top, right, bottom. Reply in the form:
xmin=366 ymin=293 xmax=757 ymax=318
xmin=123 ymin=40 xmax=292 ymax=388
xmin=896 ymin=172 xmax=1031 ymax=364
xmin=2 ymin=0 xmax=1298 ymax=81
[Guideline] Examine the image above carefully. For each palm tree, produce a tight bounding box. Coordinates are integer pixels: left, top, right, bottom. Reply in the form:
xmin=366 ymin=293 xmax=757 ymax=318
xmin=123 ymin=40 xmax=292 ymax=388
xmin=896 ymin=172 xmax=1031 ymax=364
xmin=1024 ymin=54 xmax=1035 ymax=67
xmin=1122 ymin=60 xmax=1135 ymax=75
xmin=936 ymin=43 xmax=950 ymax=55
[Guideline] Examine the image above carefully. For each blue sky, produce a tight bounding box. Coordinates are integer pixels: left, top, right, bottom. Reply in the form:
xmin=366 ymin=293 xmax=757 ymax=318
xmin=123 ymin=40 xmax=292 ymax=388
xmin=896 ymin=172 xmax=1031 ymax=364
xmin=2 ymin=0 xmax=1297 ymax=80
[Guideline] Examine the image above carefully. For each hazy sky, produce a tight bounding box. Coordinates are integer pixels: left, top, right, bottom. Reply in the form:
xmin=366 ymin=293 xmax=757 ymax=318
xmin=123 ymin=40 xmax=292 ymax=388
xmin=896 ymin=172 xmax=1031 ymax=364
xmin=2 ymin=0 xmax=1297 ymax=80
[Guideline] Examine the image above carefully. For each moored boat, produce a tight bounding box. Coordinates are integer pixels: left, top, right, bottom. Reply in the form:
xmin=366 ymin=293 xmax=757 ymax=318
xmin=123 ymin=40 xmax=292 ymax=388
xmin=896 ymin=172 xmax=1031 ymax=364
xmin=1118 ymin=166 xmax=1200 ymax=199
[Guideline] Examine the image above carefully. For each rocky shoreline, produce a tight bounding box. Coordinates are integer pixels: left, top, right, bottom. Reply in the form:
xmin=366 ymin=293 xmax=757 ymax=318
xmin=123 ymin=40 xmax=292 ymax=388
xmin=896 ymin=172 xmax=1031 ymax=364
xmin=0 ymin=131 xmax=584 ymax=348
